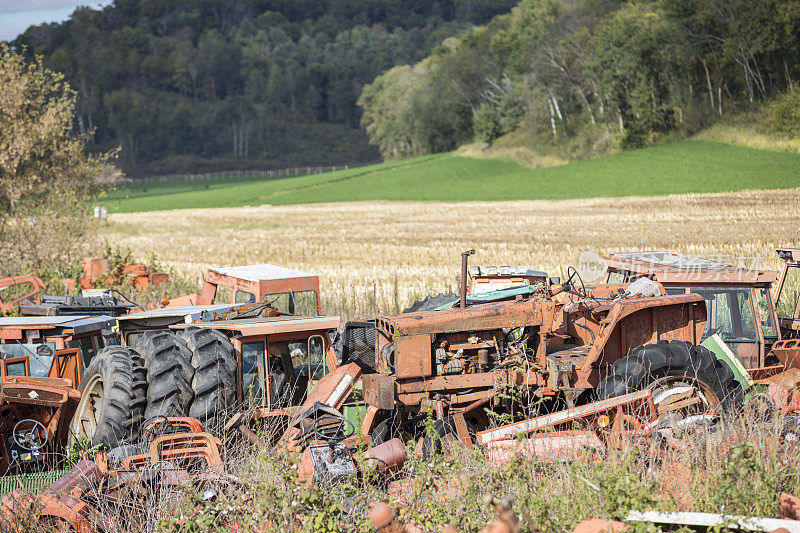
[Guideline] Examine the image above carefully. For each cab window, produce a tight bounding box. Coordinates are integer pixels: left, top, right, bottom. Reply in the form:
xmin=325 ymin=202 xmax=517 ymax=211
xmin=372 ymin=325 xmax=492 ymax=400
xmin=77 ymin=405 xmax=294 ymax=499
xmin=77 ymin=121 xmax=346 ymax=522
xmin=755 ymin=287 xmax=777 ymax=337
xmin=241 ymin=342 xmax=266 ymax=409
xmin=235 ymin=290 xmax=255 ymax=304
xmin=607 ymin=272 xmax=626 ymax=283
xmin=777 ymin=266 xmax=800 ymax=320
xmin=216 ymin=285 xmax=233 ymax=304
xmin=262 ymin=291 xmax=319 ymax=315
xmin=691 ymin=288 xmax=758 ymax=367
xmin=0 ymin=342 xmax=55 ymax=377
xmin=308 ymin=336 xmax=326 ymax=380
xmin=268 ymin=337 xmax=324 ymax=407
xmin=67 ymin=336 xmax=96 ymax=368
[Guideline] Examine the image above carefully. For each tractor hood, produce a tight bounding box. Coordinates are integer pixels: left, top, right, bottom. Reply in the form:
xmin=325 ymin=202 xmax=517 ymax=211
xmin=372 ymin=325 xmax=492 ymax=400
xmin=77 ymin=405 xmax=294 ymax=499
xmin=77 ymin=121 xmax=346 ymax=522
xmin=376 ymin=298 xmax=551 ymax=337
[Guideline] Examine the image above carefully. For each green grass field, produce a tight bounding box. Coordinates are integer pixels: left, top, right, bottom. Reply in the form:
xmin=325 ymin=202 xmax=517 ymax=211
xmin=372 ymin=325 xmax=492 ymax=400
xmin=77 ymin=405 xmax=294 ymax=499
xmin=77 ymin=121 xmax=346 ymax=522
xmin=105 ymin=141 xmax=800 ymax=212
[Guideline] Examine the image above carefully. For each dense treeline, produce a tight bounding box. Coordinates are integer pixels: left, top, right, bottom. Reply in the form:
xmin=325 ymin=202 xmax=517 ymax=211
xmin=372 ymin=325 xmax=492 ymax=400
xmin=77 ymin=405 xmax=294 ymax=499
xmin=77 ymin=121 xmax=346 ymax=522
xmin=359 ymin=0 xmax=800 ymax=160
xmin=13 ymin=0 xmax=516 ymax=175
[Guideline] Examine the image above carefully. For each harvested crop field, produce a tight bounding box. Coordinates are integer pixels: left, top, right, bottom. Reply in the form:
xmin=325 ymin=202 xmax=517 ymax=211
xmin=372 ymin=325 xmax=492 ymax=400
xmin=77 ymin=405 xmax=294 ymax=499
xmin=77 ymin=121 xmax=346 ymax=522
xmin=103 ymin=187 xmax=800 ymax=319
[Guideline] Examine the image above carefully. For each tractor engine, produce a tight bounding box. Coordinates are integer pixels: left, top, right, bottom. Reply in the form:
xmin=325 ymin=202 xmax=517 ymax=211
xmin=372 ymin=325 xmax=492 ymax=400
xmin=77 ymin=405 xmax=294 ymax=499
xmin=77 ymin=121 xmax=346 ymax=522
xmin=373 ymin=297 xmax=550 ymax=381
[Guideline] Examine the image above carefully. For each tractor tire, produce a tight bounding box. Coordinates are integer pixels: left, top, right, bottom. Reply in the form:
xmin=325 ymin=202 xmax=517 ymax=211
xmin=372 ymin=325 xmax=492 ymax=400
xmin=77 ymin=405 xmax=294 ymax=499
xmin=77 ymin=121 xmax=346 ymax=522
xmin=178 ymin=327 xmax=237 ymax=432
xmin=134 ymin=332 xmax=194 ymax=419
xmin=106 ymin=443 xmax=147 ymax=469
xmin=403 ymin=293 xmax=457 ymax=313
xmin=72 ymin=346 xmax=148 ymax=448
xmin=370 ymin=410 xmax=396 ymax=446
xmin=420 ymin=417 xmax=477 ymax=459
xmin=596 ymin=340 xmax=743 ymax=417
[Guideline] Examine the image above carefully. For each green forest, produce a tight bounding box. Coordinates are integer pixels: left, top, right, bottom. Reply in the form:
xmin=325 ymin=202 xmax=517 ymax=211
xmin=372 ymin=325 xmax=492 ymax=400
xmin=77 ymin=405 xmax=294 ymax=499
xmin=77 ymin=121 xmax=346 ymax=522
xmin=13 ymin=0 xmax=516 ymax=175
xmin=360 ymin=0 xmax=800 ymax=162
xmin=11 ymin=0 xmax=800 ymax=176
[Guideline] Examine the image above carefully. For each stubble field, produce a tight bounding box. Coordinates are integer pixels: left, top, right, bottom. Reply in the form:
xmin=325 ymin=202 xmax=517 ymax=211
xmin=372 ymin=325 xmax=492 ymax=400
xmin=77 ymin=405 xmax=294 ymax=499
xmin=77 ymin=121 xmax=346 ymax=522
xmin=101 ymin=187 xmax=800 ymax=319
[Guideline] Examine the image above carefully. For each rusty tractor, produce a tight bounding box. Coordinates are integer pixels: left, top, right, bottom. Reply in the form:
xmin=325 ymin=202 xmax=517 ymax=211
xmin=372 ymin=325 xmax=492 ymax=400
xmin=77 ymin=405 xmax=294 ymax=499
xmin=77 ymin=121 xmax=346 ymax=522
xmin=0 ymin=374 xmax=81 ymax=496
xmin=0 ymin=416 xmax=236 ymax=532
xmin=0 ymin=274 xmax=46 ymax=316
xmin=70 ymin=305 xmax=375 ymax=451
xmin=360 ymin=260 xmax=742 ymax=453
xmin=602 ymin=247 xmax=800 ymax=368
xmin=162 ymin=263 xmax=321 ymax=315
xmin=0 ymin=315 xmax=117 ymax=385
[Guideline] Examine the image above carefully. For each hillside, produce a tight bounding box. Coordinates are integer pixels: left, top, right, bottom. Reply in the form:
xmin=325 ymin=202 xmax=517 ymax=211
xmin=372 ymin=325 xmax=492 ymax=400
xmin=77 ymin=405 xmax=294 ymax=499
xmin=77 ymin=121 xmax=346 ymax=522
xmin=14 ymin=0 xmax=515 ymax=175
xmin=359 ymin=0 xmax=800 ymax=164
xmin=105 ymin=141 xmax=800 ymax=212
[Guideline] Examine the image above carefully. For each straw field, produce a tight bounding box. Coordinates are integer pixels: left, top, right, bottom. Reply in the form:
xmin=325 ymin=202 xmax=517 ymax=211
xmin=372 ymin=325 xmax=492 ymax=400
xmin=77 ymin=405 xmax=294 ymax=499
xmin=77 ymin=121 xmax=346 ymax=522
xmin=100 ymin=187 xmax=800 ymax=319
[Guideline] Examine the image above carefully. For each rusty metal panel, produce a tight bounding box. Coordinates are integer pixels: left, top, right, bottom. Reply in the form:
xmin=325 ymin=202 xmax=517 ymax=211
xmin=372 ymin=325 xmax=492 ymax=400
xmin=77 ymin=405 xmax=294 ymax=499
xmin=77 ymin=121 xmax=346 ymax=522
xmin=362 ymin=373 xmax=396 ymax=410
xmin=654 ymin=303 xmax=691 ymax=342
xmin=395 ymin=334 xmax=432 ymax=379
xmin=397 ymin=372 xmax=496 ymax=394
xmin=378 ymin=299 xmax=543 ymax=337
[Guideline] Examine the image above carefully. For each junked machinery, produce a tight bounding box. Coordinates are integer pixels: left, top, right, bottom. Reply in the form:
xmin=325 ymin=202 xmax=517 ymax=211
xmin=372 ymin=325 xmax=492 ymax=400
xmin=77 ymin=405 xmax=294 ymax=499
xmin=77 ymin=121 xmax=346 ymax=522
xmin=361 ymin=255 xmax=740 ymax=451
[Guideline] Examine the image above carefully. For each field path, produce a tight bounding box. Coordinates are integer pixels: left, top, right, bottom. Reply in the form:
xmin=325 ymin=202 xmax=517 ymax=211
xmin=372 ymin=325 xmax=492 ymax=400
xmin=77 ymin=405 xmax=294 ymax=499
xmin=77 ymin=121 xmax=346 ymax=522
xmin=104 ymin=187 xmax=800 ymax=318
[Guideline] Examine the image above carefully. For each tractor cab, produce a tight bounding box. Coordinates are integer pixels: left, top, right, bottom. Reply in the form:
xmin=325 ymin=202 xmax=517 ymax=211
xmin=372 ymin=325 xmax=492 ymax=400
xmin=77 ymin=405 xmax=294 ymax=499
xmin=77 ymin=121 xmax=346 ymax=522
xmin=182 ymin=316 xmax=340 ymax=411
xmin=163 ymin=264 xmax=321 ymax=315
xmin=468 ymin=266 xmax=548 ymax=295
xmin=775 ymin=248 xmax=800 ymax=337
xmin=602 ymin=251 xmax=780 ymax=368
xmin=0 ymin=316 xmax=115 ymax=383
xmin=170 ymin=315 xmax=370 ymax=439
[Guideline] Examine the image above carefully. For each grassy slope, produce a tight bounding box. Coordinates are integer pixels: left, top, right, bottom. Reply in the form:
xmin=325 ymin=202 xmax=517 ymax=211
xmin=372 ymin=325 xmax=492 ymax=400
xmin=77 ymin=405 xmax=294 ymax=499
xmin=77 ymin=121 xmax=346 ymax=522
xmin=105 ymin=141 xmax=800 ymax=212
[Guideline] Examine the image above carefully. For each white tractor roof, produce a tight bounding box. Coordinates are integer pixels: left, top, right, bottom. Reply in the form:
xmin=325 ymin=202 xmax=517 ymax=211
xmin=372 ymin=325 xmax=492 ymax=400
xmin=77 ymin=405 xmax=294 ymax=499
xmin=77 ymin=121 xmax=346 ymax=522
xmin=210 ymin=264 xmax=316 ymax=282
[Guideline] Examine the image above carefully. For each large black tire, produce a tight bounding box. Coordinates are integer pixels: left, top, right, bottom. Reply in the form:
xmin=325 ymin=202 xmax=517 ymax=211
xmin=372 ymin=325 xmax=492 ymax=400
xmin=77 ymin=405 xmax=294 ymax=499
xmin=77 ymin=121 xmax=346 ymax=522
xmin=420 ymin=417 xmax=477 ymax=459
xmin=73 ymin=346 xmax=148 ymax=448
xmin=596 ymin=340 xmax=743 ymax=415
xmin=403 ymin=293 xmax=457 ymax=313
xmin=370 ymin=410 xmax=396 ymax=446
xmin=134 ymin=332 xmax=194 ymax=419
xmin=106 ymin=443 xmax=147 ymax=468
xmin=178 ymin=327 xmax=237 ymax=432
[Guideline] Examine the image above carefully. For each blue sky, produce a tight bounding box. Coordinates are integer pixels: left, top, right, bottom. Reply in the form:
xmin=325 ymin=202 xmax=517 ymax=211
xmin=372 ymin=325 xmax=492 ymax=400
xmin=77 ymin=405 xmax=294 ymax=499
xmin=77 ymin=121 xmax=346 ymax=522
xmin=0 ymin=1 xmax=113 ymax=41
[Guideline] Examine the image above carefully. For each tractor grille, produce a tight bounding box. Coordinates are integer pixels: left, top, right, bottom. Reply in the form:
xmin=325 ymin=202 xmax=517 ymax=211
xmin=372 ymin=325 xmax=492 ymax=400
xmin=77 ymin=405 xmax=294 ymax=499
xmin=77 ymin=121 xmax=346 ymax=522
xmin=343 ymin=322 xmax=375 ymax=369
xmin=0 ymin=469 xmax=67 ymax=496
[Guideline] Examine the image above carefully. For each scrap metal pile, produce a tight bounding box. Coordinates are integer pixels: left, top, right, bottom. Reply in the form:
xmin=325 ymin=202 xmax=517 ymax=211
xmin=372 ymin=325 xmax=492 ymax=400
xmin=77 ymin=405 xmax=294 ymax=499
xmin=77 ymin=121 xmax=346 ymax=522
xmin=0 ymin=248 xmax=797 ymax=531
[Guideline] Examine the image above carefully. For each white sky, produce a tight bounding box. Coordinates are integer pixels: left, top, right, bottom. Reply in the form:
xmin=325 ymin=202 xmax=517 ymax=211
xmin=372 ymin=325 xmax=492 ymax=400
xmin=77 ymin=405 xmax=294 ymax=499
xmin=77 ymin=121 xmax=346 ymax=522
xmin=0 ymin=1 xmax=113 ymax=41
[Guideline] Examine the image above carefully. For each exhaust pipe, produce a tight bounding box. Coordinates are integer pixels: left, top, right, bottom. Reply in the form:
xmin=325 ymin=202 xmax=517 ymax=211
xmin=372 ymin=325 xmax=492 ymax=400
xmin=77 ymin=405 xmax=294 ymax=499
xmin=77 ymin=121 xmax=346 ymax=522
xmin=460 ymin=249 xmax=476 ymax=308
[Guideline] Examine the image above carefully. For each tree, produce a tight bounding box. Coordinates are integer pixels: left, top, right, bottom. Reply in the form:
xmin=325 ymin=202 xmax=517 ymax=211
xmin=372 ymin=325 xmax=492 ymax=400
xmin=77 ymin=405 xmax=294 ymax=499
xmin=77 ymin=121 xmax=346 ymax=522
xmin=0 ymin=44 xmax=105 ymax=273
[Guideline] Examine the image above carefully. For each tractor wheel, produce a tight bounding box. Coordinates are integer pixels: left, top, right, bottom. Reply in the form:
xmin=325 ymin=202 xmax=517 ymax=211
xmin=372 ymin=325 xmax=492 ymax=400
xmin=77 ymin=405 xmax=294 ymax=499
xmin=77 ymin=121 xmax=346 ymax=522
xmin=106 ymin=443 xmax=147 ymax=468
xmin=178 ymin=327 xmax=236 ymax=432
xmin=134 ymin=332 xmax=194 ymax=419
xmin=596 ymin=340 xmax=743 ymax=423
xmin=370 ymin=410 xmax=397 ymax=446
xmin=420 ymin=417 xmax=477 ymax=459
xmin=403 ymin=293 xmax=457 ymax=313
xmin=71 ymin=346 xmax=148 ymax=448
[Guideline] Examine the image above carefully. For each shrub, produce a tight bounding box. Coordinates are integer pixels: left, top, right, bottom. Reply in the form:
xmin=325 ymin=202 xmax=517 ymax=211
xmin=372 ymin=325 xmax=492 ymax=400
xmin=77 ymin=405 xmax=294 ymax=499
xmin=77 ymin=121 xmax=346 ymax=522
xmin=473 ymin=103 xmax=503 ymax=144
xmin=763 ymin=86 xmax=800 ymax=137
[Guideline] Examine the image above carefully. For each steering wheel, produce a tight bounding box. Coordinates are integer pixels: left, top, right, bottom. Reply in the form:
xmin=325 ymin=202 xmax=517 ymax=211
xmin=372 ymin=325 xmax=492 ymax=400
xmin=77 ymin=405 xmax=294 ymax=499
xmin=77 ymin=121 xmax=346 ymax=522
xmin=12 ymin=419 xmax=48 ymax=451
xmin=142 ymin=415 xmax=171 ymax=440
xmin=311 ymin=415 xmax=355 ymax=445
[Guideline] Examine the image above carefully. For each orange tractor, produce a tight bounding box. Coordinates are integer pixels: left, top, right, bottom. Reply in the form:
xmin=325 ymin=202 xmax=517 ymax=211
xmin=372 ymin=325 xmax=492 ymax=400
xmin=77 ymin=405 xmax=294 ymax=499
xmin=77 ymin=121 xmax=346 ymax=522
xmin=0 ymin=416 xmax=237 ymax=532
xmin=360 ymin=254 xmax=740 ymax=452
xmin=601 ymin=248 xmax=800 ymax=368
xmin=162 ymin=263 xmax=321 ymax=315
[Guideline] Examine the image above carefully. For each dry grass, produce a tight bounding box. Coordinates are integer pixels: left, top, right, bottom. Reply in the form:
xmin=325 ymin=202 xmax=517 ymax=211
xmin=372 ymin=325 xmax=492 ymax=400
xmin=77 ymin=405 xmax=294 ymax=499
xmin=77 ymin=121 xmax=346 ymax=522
xmin=455 ymin=142 xmax=569 ymax=168
xmin=99 ymin=187 xmax=800 ymax=319
xmin=694 ymin=123 xmax=800 ymax=154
